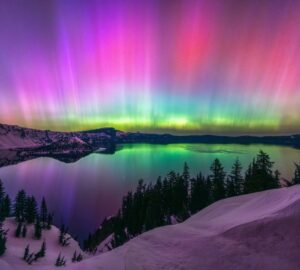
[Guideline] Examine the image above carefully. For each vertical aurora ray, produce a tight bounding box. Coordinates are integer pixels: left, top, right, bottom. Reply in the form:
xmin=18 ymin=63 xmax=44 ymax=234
xmin=0 ymin=0 xmax=299 ymax=134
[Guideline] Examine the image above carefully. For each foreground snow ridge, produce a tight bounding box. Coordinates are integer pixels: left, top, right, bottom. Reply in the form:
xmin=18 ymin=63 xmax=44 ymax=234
xmin=2 ymin=186 xmax=300 ymax=270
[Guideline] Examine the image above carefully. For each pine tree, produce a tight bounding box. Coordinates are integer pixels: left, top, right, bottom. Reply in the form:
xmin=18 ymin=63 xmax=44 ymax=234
xmin=46 ymin=213 xmax=53 ymax=230
xmin=14 ymin=190 xmax=27 ymax=222
xmin=55 ymin=253 xmax=62 ymax=266
xmin=292 ymin=162 xmax=300 ymax=185
xmin=131 ymin=179 xmax=146 ymax=235
xmin=229 ymin=158 xmax=244 ymax=195
xmin=244 ymin=161 xmax=254 ymax=194
xmin=34 ymin=216 xmax=42 ymax=239
xmin=71 ymin=250 xmax=83 ymax=263
xmin=0 ymin=206 xmax=4 ymax=222
xmin=0 ymin=180 xmax=10 ymax=221
xmin=0 ymin=181 xmax=6 ymax=222
xmin=244 ymin=151 xmax=279 ymax=193
xmin=210 ymin=159 xmax=226 ymax=201
xmin=274 ymin=170 xmax=280 ymax=187
xmin=23 ymin=244 xmax=30 ymax=260
xmin=59 ymin=224 xmax=71 ymax=246
xmin=0 ymin=185 xmax=5 ymax=222
xmin=59 ymin=224 xmax=65 ymax=244
xmin=2 ymin=195 xmax=11 ymax=218
xmin=226 ymin=177 xmax=236 ymax=197
xmin=166 ymin=171 xmax=177 ymax=215
xmin=0 ymin=179 xmax=7 ymax=222
xmin=111 ymin=212 xmax=127 ymax=248
xmin=173 ymin=174 xmax=189 ymax=220
xmin=26 ymin=253 xmax=35 ymax=264
xmin=15 ymin=221 xmax=22 ymax=237
xmin=0 ymin=222 xmax=7 ymax=256
xmin=178 ymin=163 xmax=190 ymax=218
xmin=25 ymin=196 xmax=37 ymax=224
xmin=0 ymin=180 xmax=5 ymax=205
xmin=183 ymin=161 xmax=190 ymax=178
xmin=144 ymin=191 xmax=164 ymax=231
xmin=22 ymin=224 xmax=27 ymax=238
xmin=61 ymin=256 xmax=66 ymax=266
xmin=256 ymin=150 xmax=274 ymax=175
xmin=39 ymin=240 xmax=46 ymax=257
xmin=206 ymin=176 xmax=212 ymax=204
xmin=76 ymin=253 xmax=83 ymax=262
xmin=121 ymin=192 xmax=134 ymax=235
xmin=40 ymin=197 xmax=48 ymax=228
xmin=162 ymin=177 xmax=172 ymax=220
xmin=72 ymin=251 xmax=77 ymax=262
xmin=55 ymin=253 xmax=66 ymax=267
xmin=190 ymin=173 xmax=210 ymax=214
xmin=182 ymin=162 xmax=190 ymax=192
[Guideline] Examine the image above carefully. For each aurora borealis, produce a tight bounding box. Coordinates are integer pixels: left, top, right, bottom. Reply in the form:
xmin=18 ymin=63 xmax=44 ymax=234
xmin=0 ymin=0 xmax=300 ymax=134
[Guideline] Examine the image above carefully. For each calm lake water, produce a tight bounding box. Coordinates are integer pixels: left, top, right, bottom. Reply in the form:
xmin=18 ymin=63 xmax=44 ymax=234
xmin=0 ymin=143 xmax=299 ymax=241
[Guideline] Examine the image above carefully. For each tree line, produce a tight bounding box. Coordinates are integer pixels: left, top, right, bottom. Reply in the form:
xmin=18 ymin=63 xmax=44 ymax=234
xmin=84 ymin=150 xmax=300 ymax=252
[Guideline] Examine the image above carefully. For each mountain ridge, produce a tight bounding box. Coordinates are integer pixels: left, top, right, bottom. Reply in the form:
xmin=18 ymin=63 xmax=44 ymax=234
xmin=1 ymin=122 xmax=300 ymax=149
xmin=1 ymin=123 xmax=300 ymax=168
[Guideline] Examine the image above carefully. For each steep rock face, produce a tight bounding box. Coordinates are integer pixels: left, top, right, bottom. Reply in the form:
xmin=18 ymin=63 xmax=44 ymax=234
xmin=67 ymin=186 xmax=300 ymax=270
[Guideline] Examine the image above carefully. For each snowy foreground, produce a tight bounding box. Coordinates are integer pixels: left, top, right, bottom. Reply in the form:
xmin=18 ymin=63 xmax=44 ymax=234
xmin=0 ymin=219 xmax=83 ymax=270
xmin=2 ymin=186 xmax=300 ymax=270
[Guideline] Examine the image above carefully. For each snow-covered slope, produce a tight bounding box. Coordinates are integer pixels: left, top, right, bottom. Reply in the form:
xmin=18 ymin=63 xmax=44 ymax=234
xmin=68 ymin=186 xmax=300 ymax=270
xmin=0 ymin=219 xmax=84 ymax=270
xmin=2 ymin=186 xmax=300 ymax=269
xmin=0 ymin=123 xmax=114 ymax=150
xmin=0 ymin=124 xmax=52 ymax=149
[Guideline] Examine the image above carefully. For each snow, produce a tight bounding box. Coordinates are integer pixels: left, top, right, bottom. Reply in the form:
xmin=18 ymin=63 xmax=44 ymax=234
xmin=170 ymin=215 xmax=179 ymax=225
xmin=95 ymin=234 xmax=113 ymax=254
xmin=2 ymin=186 xmax=300 ymax=269
xmin=0 ymin=123 xmax=113 ymax=150
xmin=67 ymin=185 xmax=300 ymax=270
xmin=0 ymin=218 xmax=84 ymax=269
xmin=0 ymin=134 xmax=39 ymax=149
xmin=0 ymin=124 xmax=56 ymax=150
xmin=95 ymin=147 xmax=107 ymax=153
xmin=68 ymin=137 xmax=86 ymax=145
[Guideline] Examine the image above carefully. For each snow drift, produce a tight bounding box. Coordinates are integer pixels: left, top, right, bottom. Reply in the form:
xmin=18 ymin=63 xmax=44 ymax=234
xmin=1 ymin=186 xmax=300 ymax=269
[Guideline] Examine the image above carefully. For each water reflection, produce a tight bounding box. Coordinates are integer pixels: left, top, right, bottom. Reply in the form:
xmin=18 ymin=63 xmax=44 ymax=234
xmin=0 ymin=144 xmax=299 ymax=241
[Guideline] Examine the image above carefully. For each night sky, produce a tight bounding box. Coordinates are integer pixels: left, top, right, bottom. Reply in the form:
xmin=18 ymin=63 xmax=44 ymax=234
xmin=0 ymin=0 xmax=299 ymax=134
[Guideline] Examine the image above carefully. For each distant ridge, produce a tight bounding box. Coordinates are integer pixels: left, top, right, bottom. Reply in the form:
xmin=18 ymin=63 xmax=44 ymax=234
xmin=1 ymin=123 xmax=300 ymax=150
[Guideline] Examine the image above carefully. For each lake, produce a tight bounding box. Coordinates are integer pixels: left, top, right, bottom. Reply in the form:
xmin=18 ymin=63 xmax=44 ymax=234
xmin=0 ymin=143 xmax=299 ymax=241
